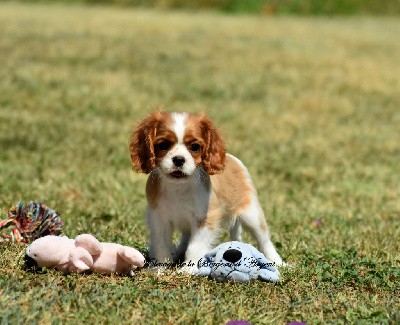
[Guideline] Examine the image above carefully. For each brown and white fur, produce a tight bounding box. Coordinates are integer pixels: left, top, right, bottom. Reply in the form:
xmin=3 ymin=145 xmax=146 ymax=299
xmin=130 ymin=111 xmax=284 ymax=272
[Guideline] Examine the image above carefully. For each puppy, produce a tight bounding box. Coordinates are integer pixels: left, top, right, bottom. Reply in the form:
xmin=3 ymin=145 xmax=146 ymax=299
xmin=130 ymin=111 xmax=284 ymax=272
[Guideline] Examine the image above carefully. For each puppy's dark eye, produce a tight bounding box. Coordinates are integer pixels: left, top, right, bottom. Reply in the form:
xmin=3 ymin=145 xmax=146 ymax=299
xmin=189 ymin=143 xmax=201 ymax=152
xmin=156 ymin=141 xmax=172 ymax=151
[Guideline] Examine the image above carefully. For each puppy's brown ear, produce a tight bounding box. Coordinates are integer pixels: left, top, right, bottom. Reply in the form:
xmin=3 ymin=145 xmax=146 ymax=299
xmin=130 ymin=112 xmax=162 ymax=174
xmin=200 ymin=114 xmax=226 ymax=175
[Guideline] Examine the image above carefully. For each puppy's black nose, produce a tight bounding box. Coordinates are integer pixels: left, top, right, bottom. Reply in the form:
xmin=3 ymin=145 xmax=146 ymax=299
xmin=223 ymin=249 xmax=242 ymax=263
xmin=172 ymin=156 xmax=185 ymax=167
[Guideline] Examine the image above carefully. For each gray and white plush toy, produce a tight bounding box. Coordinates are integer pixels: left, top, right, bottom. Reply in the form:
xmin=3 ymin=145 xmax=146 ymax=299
xmin=196 ymin=241 xmax=280 ymax=282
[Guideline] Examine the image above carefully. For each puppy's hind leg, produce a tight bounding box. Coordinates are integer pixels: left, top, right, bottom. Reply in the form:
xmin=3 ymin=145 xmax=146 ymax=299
xmin=229 ymin=218 xmax=242 ymax=242
xmin=238 ymin=198 xmax=284 ymax=266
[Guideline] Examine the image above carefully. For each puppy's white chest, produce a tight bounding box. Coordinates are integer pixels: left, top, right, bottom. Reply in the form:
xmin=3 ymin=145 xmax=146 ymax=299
xmin=157 ymin=179 xmax=210 ymax=230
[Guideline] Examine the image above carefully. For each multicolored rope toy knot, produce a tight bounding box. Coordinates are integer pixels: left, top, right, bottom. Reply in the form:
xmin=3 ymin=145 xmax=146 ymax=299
xmin=0 ymin=201 xmax=64 ymax=243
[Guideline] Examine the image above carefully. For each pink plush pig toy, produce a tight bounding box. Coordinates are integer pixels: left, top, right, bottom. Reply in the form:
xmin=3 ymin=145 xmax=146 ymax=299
xmin=26 ymin=234 xmax=145 ymax=276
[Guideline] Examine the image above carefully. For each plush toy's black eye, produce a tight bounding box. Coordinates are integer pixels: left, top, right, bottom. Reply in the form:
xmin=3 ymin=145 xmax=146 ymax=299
xmin=156 ymin=141 xmax=172 ymax=151
xmin=189 ymin=143 xmax=201 ymax=152
xmin=223 ymin=249 xmax=242 ymax=263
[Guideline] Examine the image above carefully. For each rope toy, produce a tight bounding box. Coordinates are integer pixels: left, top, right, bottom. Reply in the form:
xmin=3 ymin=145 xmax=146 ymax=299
xmin=0 ymin=201 xmax=63 ymax=243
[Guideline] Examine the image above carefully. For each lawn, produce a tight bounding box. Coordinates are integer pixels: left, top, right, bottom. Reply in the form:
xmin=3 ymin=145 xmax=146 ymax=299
xmin=0 ymin=2 xmax=399 ymax=324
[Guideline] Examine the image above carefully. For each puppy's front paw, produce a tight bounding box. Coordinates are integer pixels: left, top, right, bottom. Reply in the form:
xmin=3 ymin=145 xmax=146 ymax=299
xmin=148 ymin=266 xmax=168 ymax=276
xmin=177 ymin=261 xmax=199 ymax=275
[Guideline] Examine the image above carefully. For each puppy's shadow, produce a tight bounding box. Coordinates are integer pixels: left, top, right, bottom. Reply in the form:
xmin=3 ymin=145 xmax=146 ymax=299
xmin=142 ymin=250 xmax=186 ymax=269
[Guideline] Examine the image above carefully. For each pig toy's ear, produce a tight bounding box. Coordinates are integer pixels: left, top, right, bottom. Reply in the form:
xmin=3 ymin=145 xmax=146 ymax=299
xmin=75 ymin=234 xmax=102 ymax=255
xmin=69 ymin=247 xmax=94 ymax=272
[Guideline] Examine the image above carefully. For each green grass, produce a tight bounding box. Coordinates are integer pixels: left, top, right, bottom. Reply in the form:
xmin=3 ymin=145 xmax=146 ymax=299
xmin=0 ymin=2 xmax=399 ymax=324
xmin=10 ymin=0 xmax=400 ymax=15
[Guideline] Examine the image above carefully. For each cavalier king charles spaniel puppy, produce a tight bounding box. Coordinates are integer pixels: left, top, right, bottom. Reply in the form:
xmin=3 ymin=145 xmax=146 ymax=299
xmin=130 ymin=111 xmax=284 ymax=272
